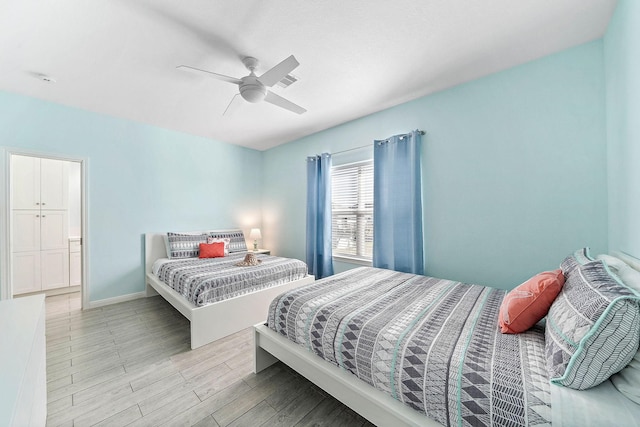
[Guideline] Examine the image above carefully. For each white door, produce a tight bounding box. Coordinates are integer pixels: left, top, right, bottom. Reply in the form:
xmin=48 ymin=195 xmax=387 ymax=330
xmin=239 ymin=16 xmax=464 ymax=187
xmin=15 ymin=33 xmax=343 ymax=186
xmin=40 ymin=210 xmax=68 ymax=250
xmin=12 ymin=211 xmax=41 ymax=252
xmin=11 ymin=155 xmax=40 ymax=210
xmin=41 ymin=249 xmax=69 ymax=290
xmin=12 ymin=252 xmax=41 ymax=294
xmin=40 ymin=158 xmax=69 ymax=210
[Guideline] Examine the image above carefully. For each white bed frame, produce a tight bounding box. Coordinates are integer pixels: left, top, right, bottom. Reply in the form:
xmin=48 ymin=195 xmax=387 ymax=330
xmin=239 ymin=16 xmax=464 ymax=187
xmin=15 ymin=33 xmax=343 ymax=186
xmin=253 ymin=251 xmax=640 ymax=427
xmin=253 ymin=323 xmax=440 ymax=427
xmin=144 ymin=231 xmax=315 ymax=349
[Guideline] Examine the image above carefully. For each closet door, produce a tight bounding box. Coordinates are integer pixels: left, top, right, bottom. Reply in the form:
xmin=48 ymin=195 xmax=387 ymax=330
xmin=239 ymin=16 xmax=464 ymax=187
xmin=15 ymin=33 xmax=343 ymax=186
xmin=12 ymin=211 xmax=41 ymax=252
xmin=40 ymin=210 xmax=68 ymax=250
xmin=12 ymin=252 xmax=41 ymax=294
xmin=41 ymin=250 xmax=69 ymax=290
xmin=40 ymin=159 xmax=69 ymax=210
xmin=11 ymin=155 xmax=41 ymax=210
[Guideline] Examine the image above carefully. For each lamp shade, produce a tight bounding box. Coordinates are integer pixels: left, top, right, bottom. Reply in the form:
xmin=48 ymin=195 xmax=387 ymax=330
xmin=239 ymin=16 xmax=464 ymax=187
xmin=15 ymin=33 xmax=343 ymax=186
xmin=249 ymin=228 xmax=262 ymax=240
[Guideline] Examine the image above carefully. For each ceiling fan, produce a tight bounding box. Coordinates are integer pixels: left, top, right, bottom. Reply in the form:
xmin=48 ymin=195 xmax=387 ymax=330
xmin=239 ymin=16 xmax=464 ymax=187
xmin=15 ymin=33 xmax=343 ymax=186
xmin=177 ymin=55 xmax=306 ymax=115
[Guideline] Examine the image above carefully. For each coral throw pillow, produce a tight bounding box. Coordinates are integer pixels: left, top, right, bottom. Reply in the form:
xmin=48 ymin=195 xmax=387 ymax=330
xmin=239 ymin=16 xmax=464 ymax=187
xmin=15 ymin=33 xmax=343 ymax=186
xmin=199 ymin=242 xmax=225 ymax=259
xmin=498 ymin=269 xmax=565 ymax=334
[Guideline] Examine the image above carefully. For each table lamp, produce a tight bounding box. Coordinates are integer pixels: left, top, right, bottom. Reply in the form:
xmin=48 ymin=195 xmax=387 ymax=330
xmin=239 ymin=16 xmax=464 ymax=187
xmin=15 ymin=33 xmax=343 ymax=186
xmin=249 ymin=228 xmax=262 ymax=251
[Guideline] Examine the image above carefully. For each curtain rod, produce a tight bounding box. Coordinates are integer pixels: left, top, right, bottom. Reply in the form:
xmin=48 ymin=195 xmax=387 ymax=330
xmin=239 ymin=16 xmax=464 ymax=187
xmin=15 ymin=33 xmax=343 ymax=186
xmin=332 ymin=130 xmax=425 ymax=156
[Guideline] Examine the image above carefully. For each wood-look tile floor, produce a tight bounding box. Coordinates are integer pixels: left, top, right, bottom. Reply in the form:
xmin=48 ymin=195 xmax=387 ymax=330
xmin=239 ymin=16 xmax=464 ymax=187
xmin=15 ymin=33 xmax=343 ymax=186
xmin=45 ymin=292 xmax=375 ymax=427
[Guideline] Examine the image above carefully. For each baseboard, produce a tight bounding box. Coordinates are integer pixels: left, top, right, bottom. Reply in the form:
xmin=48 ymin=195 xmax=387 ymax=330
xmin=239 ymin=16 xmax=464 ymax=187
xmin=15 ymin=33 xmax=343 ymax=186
xmin=46 ymin=286 xmax=81 ymax=297
xmin=15 ymin=286 xmax=81 ymax=298
xmin=85 ymin=291 xmax=147 ymax=309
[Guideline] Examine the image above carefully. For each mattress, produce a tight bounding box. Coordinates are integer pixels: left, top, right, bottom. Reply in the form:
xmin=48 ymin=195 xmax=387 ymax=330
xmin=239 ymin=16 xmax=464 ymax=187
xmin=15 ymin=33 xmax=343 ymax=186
xmin=268 ymin=267 xmax=552 ymax=426
xmin=152 ymin=253 xmax=308 ymax=307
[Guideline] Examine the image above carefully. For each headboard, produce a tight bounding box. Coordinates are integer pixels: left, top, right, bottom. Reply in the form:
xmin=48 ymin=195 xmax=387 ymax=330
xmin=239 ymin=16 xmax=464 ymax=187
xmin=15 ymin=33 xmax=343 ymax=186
xmin=144 ymin=229 xmax=247 ymax=276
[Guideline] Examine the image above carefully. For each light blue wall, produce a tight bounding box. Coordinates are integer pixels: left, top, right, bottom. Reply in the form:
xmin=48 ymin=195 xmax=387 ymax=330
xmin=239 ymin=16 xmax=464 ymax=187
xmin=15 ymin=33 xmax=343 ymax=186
xmin=0 ymin=91 xmax=263 ymax=302
xmin=263 ymin=41 xmax=608 ymax=289
xmin=0 ymin=39 xmax=612 ymax=299
xmin=604 ymin=0 xmax=640 ymax=258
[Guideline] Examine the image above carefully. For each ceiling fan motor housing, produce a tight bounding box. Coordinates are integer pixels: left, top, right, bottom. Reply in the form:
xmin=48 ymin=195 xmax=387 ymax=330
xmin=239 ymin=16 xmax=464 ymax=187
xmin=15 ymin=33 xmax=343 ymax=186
xmin=239 ymin=75 xmax=266 ymax=103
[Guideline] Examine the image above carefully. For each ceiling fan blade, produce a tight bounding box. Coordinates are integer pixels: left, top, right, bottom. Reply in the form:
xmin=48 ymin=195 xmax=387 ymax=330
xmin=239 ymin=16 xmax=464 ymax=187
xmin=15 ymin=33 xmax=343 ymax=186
xmin=223 ymin=93 xmax=243 ymax=116
xmin=264 ymin=91 xmax=306 ymax=114
xmin=176 ymin=65 xmax=242 ymax=85
xmin=258 ymin=55 xmax=299 ymax=87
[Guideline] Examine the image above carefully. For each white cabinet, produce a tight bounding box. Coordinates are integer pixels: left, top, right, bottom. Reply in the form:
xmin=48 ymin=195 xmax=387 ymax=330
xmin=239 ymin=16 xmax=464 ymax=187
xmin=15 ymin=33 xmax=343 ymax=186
xmin=11 ymin=211 xmax=40 ymax=252
xmin=12 ymin=210 xmax=68 ymax=252
xmin=40 ymin=210 xmax=69 ymax=250
xmin=11 ymin=156 xmax=68 ymax=210
xmin=69 ymin=238 xmax=81 ymax=287
xmin=40 ymin=158 xmax=69 ymax=210
xmin=11 ymin=252 xmax=41 ymax=295
xmin=11 ymin=210 xmax=69 ymax=294
xmin=11 ymin=155 xmax=70 ymax=295
xmin=10 ymin=155 xmax=40 ymax=210
xmin=41 ymin=249 xmax=70 ymax=290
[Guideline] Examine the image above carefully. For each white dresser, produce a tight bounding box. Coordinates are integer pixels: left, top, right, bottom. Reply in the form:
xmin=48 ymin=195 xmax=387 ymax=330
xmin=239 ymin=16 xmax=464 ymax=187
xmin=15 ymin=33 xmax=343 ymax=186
xmin=0 ymin=295 xmax=47 ymax=426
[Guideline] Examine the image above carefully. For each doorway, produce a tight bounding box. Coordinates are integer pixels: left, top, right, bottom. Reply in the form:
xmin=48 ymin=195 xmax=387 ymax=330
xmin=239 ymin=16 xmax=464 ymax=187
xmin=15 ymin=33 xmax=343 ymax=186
xmin=3 ymin=151 xmax=87 ymax=308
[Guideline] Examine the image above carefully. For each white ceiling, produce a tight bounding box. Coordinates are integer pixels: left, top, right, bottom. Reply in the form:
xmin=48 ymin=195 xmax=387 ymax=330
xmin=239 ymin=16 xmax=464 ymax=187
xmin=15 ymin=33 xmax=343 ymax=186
xmin=0 ymin=0 xmax=617 ymax=151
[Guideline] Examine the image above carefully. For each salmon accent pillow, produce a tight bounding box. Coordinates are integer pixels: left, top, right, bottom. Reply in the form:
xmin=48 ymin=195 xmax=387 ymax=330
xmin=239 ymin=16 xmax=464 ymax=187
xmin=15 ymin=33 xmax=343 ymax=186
xmin=498 ymin=269 xmax=565 ymax=334
xmin=199 ymin=242 xmax=225 ymax=258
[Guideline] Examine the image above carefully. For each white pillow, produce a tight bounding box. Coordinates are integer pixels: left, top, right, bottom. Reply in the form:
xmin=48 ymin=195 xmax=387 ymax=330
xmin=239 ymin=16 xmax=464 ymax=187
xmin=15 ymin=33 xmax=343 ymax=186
xmin=207 ymin=237 xmax=231 ymax=255
xmin=597 ymin=254 xmax=640 ymax=294
xmin=597 ymin=254 xmax=629 ymax=273
xmin=616 ymin=265 xmax=640 ymax=294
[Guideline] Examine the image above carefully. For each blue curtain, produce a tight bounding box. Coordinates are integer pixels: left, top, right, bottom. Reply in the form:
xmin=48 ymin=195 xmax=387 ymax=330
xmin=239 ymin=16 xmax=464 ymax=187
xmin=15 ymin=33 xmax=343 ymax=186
xmin=306 ymin=153 xmax=334 ymax=279
xmin=373 ymin=130 xmax=424 ymax=274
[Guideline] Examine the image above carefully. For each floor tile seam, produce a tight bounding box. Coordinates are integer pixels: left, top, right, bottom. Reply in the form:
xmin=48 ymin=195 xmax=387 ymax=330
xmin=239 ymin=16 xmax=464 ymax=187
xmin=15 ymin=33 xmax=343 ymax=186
xmin=46 ymin=354 xmax=123 ymax=381
xmin=53 ymin=347 xmax=118 ymax=367
xmin=71 ymin=373 xmax=187 ymax=424
xmin=48 ymin=366 xmax=129 ymax=401
xmin=212 ymin=397 xmax=277 ymax=427
xmin=71 ymin=361 xmax=127 ymax=384
xmin=138 ymin=387 xmax=200 ymax=418
xmin=127 ymin=367 xmax=182 ymax=392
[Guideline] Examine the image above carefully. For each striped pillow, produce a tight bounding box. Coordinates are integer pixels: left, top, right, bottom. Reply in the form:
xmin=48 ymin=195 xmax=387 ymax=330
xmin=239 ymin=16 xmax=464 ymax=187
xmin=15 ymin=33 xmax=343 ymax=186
xmin=545 ymin=248 xmax=640 ymax=389
xmin=165 ymin=232 xmax=208 ymax=259
xmin=208 ymin=230 xmax=247 ymax=253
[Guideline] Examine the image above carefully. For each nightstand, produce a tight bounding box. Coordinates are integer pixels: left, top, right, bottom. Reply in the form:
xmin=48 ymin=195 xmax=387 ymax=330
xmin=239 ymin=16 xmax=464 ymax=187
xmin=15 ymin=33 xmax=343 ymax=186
xmin=250 ymin=249 xmax=271 ymax=255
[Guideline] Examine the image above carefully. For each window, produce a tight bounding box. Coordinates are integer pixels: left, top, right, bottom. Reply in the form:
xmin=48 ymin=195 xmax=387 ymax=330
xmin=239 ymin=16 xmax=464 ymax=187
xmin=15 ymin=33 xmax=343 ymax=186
xmin=331 ymin=160 xmax=373 ymax=262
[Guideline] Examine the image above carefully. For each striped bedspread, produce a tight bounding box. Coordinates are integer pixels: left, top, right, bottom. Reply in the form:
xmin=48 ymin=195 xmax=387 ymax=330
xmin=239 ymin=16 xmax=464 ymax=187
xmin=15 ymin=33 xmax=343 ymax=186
xmin=153 ymin=253 xmax=308 ymax=307
xmin=268 ymin=267 xmax=551 ymax=426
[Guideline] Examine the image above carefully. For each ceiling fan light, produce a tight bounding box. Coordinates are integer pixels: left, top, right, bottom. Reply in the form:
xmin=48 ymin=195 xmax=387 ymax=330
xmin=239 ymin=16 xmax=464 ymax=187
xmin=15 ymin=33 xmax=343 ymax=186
xmin=240 ymin=84 xmax=266 ymax=103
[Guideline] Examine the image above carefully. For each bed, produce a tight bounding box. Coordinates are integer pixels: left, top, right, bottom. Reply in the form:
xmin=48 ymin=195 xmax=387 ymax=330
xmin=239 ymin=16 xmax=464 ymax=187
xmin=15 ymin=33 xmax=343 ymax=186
xmin=145 ymin=229 xmax=314 ymax=349
xmin=253 ymin=250 xmax=640 ymax=426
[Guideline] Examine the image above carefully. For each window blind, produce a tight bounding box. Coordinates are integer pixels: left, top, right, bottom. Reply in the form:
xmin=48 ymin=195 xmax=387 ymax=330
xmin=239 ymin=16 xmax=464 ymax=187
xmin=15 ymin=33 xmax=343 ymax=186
xmin=331 ymin=160 xmax=373 ymax=260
